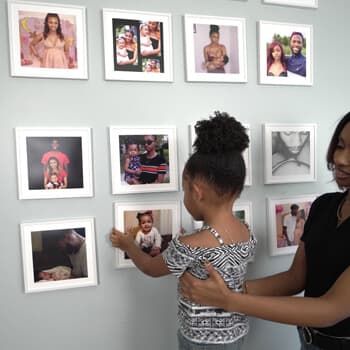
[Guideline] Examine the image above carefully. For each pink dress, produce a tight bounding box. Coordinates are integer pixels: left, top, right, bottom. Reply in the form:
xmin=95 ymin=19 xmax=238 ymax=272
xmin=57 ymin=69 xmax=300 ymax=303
xmin=42 ymin=37 xmax=68 ymax=69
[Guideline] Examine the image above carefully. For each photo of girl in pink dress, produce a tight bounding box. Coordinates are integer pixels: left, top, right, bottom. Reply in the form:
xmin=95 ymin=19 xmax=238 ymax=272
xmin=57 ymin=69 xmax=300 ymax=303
xmin=19 ymin=11 xmax=77 ymax=69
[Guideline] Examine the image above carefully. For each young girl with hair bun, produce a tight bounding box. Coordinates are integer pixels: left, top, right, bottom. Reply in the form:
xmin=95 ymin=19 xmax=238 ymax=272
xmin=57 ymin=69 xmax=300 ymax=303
xmin=110 ymin=111 xmax=257 ymax=350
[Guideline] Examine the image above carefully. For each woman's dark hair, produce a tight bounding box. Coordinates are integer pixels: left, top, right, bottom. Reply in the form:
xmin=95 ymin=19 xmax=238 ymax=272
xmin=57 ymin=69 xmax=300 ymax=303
xmin=47 ymin=156 xmax=61 ymax=170
xmin=327 ymin=112 xmax=350 ymax=170
xmin=136 ymin=211 xmax=153 ymax=222
xmin=44 ymin=13 xmax=64 ymax=40
xmin=209 ymin=25 xmax=219 ymax=36
xmin=266 ymin=41 xmax=287 ymax=73
xmin=185 ymin=111 xmax=249 ymax=198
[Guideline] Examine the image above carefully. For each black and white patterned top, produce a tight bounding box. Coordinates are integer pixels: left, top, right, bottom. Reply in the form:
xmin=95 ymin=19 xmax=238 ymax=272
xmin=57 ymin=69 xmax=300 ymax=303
xmin=162 ymin=225 xmax=257 ymax=344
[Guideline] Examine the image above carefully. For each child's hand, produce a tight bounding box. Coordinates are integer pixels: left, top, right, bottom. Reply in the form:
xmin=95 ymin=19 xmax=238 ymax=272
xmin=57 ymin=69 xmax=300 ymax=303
xmin=150 ymin=246 xmax=161 ymax=257
xmin=109 ymin=228 xmax=134 ymax=251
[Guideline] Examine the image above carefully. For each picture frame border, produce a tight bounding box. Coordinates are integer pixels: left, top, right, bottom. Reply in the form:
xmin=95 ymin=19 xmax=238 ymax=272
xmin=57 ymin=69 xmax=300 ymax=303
xmin=20 ymin=216 xmax=98 ymax=293
xmin=109 ymin=126 xmax=178 ymax=194
xmin=113 ymin=200 xmax=181 ymax=268
xmin=184 ymin=14 xmax=247 ymax=83
xmin=263 ymin=123 xmax=317 ymax=184
xmin=15 ymin=126 xmax=94 ymax=199
xmin=188 ymin=122 xmax=252 ymax=186
xmin=267 ymin=194 xmax=318 ymax=256
xmin=259 ymin=20 xmax=313 ymax=86
xmin=8 ymin=0 xmax=88 ymax=79
xmin=263 ymin=0 xmax=318 ymax=8
xmin=102 ymin=8 xmax=173 ymax=82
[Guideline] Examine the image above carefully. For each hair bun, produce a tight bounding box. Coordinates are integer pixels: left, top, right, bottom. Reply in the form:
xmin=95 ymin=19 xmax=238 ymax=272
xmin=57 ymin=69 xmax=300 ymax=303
xmin=209 ymin=24 xmax=219 ymax=33
xmin=193 ymin=111 xmax=249 ymax=154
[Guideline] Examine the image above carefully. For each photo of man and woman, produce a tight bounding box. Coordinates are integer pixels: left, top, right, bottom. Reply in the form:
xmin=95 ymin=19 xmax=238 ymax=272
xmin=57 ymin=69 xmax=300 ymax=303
xmin=119 ymin=134 xmax=169 ymax=186
xmin=259 ymin=21 xmax=312 ymax=85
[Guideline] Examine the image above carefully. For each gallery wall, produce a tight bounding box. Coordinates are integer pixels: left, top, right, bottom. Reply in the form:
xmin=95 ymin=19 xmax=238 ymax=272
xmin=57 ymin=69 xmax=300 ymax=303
xmin=0 ymin=0 xmax=348 ymax=349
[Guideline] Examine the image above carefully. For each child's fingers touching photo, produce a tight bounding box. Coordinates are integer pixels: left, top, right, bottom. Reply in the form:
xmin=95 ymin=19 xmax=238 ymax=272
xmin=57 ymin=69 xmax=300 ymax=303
xmin=109 ymin=228 xmax=134 ymax=250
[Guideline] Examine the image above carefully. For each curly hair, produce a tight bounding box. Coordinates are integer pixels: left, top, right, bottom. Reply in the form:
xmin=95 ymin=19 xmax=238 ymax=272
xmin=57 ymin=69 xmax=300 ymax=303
xmin=186 ymin=111 xmax=249 ymax=198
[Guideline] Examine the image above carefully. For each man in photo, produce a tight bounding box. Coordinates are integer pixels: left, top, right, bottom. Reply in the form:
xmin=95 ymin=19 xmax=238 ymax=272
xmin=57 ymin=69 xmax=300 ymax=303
xmin=282 ymin=204 xmax=299 ymax=246
xmin=57 ymin=229 xmax=87 ymax=278
xmin=139 ymin=135 xmax=167 ymax=184
xmin=286 ymin=31 xmax=306 ymax=77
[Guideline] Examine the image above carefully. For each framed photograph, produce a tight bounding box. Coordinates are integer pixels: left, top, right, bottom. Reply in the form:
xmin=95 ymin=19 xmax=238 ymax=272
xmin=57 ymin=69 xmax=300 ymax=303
xmin=20 ymin=217 xmax=97 ymax=293
xmin=184 ymin=14 xmax=247 ymax=82
xmin=114 ymin=201 xmax=181 ymax=268
xmin=109 ymin=126 xmax=178 ymax=194
xmin=263 ymin=123 xmax=317 ymax=184
xmin=267 ymin=194 xmax=317 ymax=256
xmin=263 ymin=0 xmax=318 ymax=8
xmin=8 ymin=1 xmax=88 ymax=79
xmin=15 ymin=127 xmax=93 ymax=199
xmin=193 ymin=200 xmax=253 ymax=233
xmin=188 ymin=122 xmax=251 ymax=185
xmin=103 ymin=8 xmax=173 ymax=81
xmin=259 ymin=20 xmax=313 ymax=86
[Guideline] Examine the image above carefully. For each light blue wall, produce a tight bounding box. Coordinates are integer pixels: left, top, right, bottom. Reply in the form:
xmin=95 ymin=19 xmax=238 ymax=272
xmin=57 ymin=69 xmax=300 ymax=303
xmin=0 ymin=0 xmax=346 ymax=349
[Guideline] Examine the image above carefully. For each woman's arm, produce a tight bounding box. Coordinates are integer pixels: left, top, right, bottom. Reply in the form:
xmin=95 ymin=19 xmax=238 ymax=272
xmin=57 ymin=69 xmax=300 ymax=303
xmin=119 ymin=44 xmax=138 ymax=65
xmin=110 ymin=228 xmax=170 ymax=277
xmin=61 ymin=175 xmax=67 ymax=189
xmin=203 ymin=46 xmax=209 ymax=65
xmin=180 ymin=243 xmax=350 ymax=328
xmin=221 ymin=265 xmax=350 ymax=328
xmin=29 ymin=33 xmax=43 ymax=59
xmin=141 ymin=40 xmax=161 ymax=57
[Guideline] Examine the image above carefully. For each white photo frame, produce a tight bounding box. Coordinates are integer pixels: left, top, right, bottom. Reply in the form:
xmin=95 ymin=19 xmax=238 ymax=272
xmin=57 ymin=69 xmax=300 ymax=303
xmin=103 ymin=8 xmax=173 ymax=82
xmin=188 ymin=122 xmax=252 ymax=186
xmin=184 ymin=14 xmax=247 ymax=82
xmin=8 ymin=1 xmax=88 ymax=79
xmin=263 ymin=123 xmax=317 ymax=184
xmin=20 ymin=217 xmax=97 ymax=293
xmin=114 ymin=201 xmax=181 ymax=268
xmin=109 ymin=126 xmax=178 ymax=194
xmin=259 ymin=20 xmax=313 ymax=86
xmin=263 ymin=0 xmax=318 ymax=8
xmin=267 ymin=194 xmax=317 ymax=256
xmin=15 ymin=127 xmax=93 ymax=199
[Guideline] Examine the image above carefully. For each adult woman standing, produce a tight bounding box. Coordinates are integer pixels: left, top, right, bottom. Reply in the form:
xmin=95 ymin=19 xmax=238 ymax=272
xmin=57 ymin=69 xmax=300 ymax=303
xmin=267 ymin=41 xmax=287 ymax=77
xmin=203 ymin=25 xmax=228 ymax=73
xmin=29 ymin=13 xmax=70 ymax=69
xmin=180 ymin=112 xmax=350 ymax=349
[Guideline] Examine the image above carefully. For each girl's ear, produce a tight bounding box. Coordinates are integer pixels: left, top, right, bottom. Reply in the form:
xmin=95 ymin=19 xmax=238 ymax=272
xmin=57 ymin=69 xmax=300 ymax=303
xmin=192 ymin=181 xmax=204 ymax=201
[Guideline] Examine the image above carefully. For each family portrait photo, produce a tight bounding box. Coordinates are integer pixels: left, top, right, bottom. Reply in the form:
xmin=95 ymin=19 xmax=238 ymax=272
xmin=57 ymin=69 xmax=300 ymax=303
xmin=263 ymin=123 xmax=317 ymax=184
xmin=15 ymin=127 xmax=93 ymax=199
xmin=103 ymin=8 xmax=173 ymax=81
xmin=20 ymin=217 xmax=97 ymax=293
xmin=8 ymin=1 xmax=88 ymax=79
xmin=267 ymin=195 xmax=317 ymax=256
xmin=109 ymin=127 xmax=178 ymax=194
xmin=259 ymin=20 xmax=313 ymax=86
xmin=114 ymin=201 xmax=180 ymax=268
xmin=184 ymin=14 xmax=247 ymax=82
